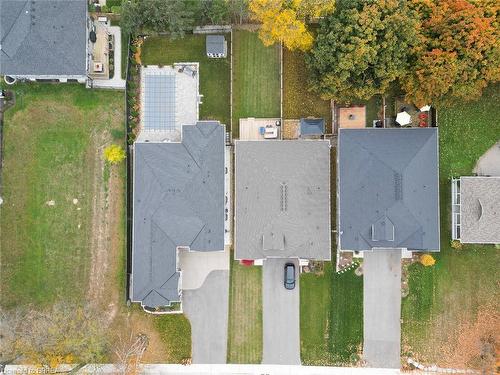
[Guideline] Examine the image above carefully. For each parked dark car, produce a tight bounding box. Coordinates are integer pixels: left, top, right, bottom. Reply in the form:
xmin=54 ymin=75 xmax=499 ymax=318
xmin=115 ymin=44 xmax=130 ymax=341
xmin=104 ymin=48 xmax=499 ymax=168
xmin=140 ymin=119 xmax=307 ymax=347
xmin=284 ymin=263 xmax=296 ymax=290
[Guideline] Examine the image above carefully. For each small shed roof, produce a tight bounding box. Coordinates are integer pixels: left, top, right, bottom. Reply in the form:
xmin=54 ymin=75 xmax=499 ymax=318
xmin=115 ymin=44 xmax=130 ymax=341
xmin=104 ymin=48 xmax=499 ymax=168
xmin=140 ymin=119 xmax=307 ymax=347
xmin=300 ymin=118 xmax=325 ymax=135
xmin=459 ymin=177 xmax=500 ymax=244
xmin=206 ymin=35 xmax=225 ymax=55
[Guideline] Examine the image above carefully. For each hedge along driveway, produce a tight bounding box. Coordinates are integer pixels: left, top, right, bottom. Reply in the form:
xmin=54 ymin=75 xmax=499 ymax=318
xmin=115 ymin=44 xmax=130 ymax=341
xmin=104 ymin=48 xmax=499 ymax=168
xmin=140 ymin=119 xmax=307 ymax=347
xmin=232 ymin=30 xmax=280 ymax=138
xmin=141 ymin=34 xmax=231 ymax=128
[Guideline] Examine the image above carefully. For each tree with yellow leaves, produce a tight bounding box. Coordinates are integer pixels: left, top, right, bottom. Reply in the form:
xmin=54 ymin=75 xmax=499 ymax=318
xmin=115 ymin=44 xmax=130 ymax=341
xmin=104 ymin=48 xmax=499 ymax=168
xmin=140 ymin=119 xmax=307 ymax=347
xmin=249 ymin=0 xmax=334 ymax=51
xmin=420 ymin=254 xmax=436 ymax=267
xmin=104 ymin=144 xmax=126 ymax=164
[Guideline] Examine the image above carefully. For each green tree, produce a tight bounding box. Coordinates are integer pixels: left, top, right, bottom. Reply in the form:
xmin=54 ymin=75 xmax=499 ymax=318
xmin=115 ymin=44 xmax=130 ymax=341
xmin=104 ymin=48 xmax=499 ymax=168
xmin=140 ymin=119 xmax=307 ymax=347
xmin=121 ymin=0 xmax=197 ymax=37
xmin=201 ymin=0 xmax=230 ymax=25
xmin=306 ymin=0 xmax=419 ymax=102
xmin=403 ymin=0 xmax=500 ymax=106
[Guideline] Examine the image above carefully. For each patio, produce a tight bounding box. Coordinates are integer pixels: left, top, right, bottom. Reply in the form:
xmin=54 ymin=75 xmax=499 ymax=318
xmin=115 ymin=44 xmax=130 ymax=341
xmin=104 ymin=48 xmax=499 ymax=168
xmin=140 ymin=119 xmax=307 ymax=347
xmin=338 ymin=106 xmax=366 ymax=129
xmin=393 ymin=99 xmax=432 ymax=128
xmin=283 ymin=119 xmax=299 ymax=139
xmin=239 ymin=118 xmax=281 ymax=141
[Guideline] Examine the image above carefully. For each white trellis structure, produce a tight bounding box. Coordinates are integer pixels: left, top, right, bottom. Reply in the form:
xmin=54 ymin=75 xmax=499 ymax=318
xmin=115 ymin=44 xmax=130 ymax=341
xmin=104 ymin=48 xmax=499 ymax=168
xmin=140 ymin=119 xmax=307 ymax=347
xmin=451 ymin=178 xmax=461 ymax=240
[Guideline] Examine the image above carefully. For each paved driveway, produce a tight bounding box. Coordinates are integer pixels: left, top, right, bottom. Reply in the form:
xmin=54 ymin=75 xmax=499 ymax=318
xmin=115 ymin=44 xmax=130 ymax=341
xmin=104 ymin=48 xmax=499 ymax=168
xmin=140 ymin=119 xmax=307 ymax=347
xmin=363 ymin=250 xmax=402 ymax=369
xmin=183 ymin=270 xmax=229 ymax=364
xmin=262 ymin=258 xmax=300 ymax=365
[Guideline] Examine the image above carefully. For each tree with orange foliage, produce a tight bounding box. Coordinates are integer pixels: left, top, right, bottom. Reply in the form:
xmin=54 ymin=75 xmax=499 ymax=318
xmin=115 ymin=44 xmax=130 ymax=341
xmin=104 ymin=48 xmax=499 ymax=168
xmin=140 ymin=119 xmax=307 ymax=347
xmin=404 ymin=0 xmax=500 ymax=106
xmin=249 ymin=0 xmax=334 ymax=51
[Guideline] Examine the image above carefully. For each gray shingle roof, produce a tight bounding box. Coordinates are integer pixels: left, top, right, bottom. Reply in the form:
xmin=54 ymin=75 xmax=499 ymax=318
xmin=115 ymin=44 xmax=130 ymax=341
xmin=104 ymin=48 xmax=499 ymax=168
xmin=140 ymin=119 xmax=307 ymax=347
xmin=338 ymin=128 xmax=440 ymax=252
xmin=132 ymin=122 xmax=225 ymax=308
xmin=459 ymin=177 xmax=500 ymax=244
xmin=235 ymin=140 xmax=331 ymax=260
xmin=0 ymin=0 xmax=87 ymax=76
xmin=300 ymin=118 xmax=325 ymax=136
xmin=206 ymin=35 xmax=225 ymax=55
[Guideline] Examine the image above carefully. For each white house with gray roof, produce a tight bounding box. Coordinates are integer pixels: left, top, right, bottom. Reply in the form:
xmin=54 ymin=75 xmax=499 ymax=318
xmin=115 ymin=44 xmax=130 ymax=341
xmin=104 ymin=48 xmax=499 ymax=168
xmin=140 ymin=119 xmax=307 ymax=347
xmin=0 ymin=0 xmax=88 ymax=83
xmin=234 ymin=140 xmax=331 ymax=262
xmin=452 ymin=176 xmax=500 ymax=244
xmin=338 ymin=128 xmax=440 ymax=254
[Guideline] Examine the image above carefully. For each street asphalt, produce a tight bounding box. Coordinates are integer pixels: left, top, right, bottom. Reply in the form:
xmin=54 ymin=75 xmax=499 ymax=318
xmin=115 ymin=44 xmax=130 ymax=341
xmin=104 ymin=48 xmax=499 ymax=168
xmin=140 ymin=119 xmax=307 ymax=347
xmin=262 ymin=258 xmax=301 ymax=365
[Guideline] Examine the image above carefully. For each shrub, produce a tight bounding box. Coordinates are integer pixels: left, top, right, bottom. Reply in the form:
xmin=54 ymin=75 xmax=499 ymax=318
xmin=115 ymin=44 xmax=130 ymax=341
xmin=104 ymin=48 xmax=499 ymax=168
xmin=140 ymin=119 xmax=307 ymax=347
xmin=111 ymin=6 xmax=121 ymax=14
xmin=104 ymin=144 xmax=126 ymax=164
xmin=450 ymin=240 xmax=463 ymax=250
xmin=100 ymin=5 xmax=109 ymax=13
xmin=420 ymin=254 xmax=436 ymax=267
xmin=106 ymin=0 xmax=122 ymax=7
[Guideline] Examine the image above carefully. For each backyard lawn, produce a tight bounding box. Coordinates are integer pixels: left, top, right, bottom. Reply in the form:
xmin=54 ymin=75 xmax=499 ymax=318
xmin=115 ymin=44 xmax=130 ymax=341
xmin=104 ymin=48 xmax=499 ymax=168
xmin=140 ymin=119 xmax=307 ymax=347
xmin=283 ymin=49 xmax=331 ymax=132
xmin=300 ymin=264 xmax=363 ymax=365
xmin=141 ymin=34 xmax=231 ymax=127
xmin=0 ymin=84 xmax=124 ymax=307
xmin=227 ymin=256 xmax=263 ymax=363
xmin=232 ymin=30 xmax=280 ymax=138
xmin=0 ymin=83 xmax=191 ymax=363
xmin=401 ymin=84 xmax=500 ymax=368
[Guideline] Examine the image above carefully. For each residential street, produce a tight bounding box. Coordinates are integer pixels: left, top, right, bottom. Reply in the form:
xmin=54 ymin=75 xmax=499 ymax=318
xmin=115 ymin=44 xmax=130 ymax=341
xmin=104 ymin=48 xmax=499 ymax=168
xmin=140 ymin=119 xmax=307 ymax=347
xmin=262 ymin=258 xmax=300 ymax=365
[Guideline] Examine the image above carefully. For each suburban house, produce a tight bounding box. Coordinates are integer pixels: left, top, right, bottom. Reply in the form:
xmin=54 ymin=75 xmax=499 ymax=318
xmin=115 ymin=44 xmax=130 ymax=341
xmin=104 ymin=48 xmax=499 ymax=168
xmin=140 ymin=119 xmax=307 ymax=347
xmin=452 ymin=176 xmax=500 ymax=244
xmin=130 ymin=64 xmax=228 ymax=311
xmin=337 ymin=128 xmax=440 ymax=254
xmin=234 ymin=140 xmax=331 ymax=264
xmin=206 ymin=35 xmax=227 ymax=58
xmin=0 ymin=0 xmax=88 ymax=84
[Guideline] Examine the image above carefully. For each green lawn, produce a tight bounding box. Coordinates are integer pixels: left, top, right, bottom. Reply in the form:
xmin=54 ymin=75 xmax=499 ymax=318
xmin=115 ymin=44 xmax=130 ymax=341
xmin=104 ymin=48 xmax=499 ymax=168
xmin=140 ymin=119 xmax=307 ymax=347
xmin=227 ymin=256 xmax=263 ymax=363
xmin=402 ymin=84 xmax=500 ymax=366
xmin=0 ymin=84 xmax=124 ymax=308
xmin=154 ymin=314 xmax=192 ymax=363
xmin=232 ymin=30 xmax=280 ymax=138
xmin=141 ymin=34 xmax=231 ymax=127
xmin=283 ymin=49 xmax=332 ymax=132
xmin=300 ymin=264 xmax=363 ymax=365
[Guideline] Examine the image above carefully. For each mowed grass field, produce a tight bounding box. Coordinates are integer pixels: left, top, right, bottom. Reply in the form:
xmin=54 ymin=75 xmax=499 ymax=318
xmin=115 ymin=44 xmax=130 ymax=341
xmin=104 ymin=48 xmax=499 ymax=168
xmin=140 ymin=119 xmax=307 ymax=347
xmin=232 ymin=30 xmax=280 ymax=138
xmin=402 ymin=84 xmax=500 ymax=367
xmin=227 ymin=256 xmax=263 ymax=363
xmin=0 ymin=84 xmax=124 ymax=307
xmin=141 ymin=34 xmax=231 ymax=127
xmin=300 ymin=264 xmax=363 ymax=365
xmin=283 ymin=49 xmax=332 ymax=132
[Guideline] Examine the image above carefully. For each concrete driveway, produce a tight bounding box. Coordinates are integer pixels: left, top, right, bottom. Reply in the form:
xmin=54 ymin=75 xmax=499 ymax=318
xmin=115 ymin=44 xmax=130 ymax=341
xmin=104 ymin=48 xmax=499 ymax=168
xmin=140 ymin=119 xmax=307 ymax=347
xmin=262 ymin=258 xmax=300 ymax=365
xmin=473 ymin=141 xmax=500 ymax=176
xmin=183 ymin=270 xmax=229 ymax=364
xmin=363 ymin=249 xmax=402 ymax=369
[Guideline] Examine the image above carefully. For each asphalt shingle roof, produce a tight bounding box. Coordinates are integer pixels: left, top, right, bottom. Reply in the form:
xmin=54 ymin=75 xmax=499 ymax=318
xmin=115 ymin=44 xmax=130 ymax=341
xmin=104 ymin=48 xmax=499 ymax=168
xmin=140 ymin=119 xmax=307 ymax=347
xmin=132 ymin=122 xmax=225 ymax=308
xmin=300 ymin=118 xmax=325 ymax=136
xmin=206 ymin=35 xmax=225 ymax=55
xmin=338 ymin=128 xmax=440 ymax=252
xmin=0 ymin=0 xmax=87 ymax=76
xmin=459 ymin=177 xmax=500 ymax=244
xmin=235 ymin=140 xmax=331 ymax=260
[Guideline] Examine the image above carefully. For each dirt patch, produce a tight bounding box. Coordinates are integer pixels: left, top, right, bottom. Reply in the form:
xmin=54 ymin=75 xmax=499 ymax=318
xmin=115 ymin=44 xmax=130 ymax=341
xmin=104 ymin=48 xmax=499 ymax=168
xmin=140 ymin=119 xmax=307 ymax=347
xmin=86 ymin=131 xmax=117 ymax=321
xmin=438 ymin=303 xmax=499 ymax=371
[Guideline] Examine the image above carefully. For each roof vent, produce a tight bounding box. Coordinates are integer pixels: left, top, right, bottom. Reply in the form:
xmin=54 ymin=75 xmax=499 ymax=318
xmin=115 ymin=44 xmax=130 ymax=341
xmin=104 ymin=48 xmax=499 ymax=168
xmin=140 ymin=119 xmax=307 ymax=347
xmin=394 ymin=172 xmax=403 ymax=201
xmin=280 ymin=183 xmax=288 ymax=212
